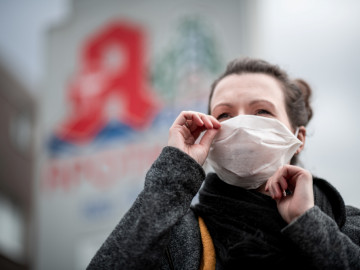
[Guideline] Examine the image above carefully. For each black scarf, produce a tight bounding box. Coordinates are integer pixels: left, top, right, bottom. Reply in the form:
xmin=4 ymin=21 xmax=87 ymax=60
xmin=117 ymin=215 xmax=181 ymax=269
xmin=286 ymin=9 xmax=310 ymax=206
xmin=192 ymin=173 xmax=346 ymax=269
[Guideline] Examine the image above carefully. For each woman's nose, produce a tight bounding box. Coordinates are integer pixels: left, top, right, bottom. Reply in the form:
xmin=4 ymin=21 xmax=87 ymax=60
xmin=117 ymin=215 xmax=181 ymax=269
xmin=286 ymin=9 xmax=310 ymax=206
xmin=235 ymin=110 xmax=247 ymax=117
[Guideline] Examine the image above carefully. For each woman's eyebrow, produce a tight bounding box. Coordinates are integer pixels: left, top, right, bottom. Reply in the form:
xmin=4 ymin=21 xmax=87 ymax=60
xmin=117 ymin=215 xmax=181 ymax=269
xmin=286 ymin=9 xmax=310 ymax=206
xmin=249 ymin=99 xmax=276 ymax=109
xmin=211 ymin=102 xmax=234 ymax=111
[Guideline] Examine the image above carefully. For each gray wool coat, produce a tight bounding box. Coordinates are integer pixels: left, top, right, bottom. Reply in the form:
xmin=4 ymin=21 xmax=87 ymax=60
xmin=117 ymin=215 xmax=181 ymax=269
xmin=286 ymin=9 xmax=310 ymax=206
xmin=87 ymin=147 xmax=360 ymax=270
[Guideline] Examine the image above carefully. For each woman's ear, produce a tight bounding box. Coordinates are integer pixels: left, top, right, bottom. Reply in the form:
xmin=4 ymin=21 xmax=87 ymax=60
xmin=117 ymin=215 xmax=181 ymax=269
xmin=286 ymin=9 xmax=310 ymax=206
xmin=295 ymin=126 xmax=306 ymax=154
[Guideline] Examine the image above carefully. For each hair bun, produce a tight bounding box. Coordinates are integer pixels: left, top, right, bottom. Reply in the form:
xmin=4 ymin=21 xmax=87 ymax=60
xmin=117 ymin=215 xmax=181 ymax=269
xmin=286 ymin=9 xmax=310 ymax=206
xmin=294 ymin=79 xmax=313 ymax=123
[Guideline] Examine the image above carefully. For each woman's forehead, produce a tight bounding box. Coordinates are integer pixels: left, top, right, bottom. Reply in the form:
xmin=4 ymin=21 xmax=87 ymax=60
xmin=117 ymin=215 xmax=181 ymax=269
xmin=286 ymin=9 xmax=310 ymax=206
xmin=211 ymin=73 xmax=285 ymax=107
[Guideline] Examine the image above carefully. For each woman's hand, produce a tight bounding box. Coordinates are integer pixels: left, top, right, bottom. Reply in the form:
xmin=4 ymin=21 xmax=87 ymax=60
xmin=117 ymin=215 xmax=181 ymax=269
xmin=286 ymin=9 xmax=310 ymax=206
xmin=265 ymin=165 xmax=314 ymax=224
xmin=168 ymin=111 xmax=221 ymax=165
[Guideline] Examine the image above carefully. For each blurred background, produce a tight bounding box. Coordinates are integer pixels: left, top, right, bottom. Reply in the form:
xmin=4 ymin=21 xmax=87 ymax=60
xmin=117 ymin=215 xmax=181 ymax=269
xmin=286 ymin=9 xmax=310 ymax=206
xmin=1 ymin=0 xmax=360 ymax=269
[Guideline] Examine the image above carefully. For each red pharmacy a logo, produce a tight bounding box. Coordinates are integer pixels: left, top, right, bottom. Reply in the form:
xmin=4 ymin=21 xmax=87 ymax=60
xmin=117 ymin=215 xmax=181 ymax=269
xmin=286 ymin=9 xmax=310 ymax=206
xmin=56 ymin=21 xmax=159 ymax=145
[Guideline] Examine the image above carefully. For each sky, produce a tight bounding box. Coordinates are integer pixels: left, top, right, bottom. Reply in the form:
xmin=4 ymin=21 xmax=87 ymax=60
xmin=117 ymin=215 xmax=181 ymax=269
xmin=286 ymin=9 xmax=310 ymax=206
xmin=0 ymin=0 xmax=69 ymax=92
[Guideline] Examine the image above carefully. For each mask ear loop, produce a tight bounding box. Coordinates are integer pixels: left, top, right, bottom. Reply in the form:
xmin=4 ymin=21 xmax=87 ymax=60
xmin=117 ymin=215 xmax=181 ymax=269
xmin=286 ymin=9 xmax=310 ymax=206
xmin=294 ymin=127 xmax=303 ymax=152
xmin=294 ymin=127 xmax=300 ymax=137
xmin=294 ymin=127 xmax=303 ymax=150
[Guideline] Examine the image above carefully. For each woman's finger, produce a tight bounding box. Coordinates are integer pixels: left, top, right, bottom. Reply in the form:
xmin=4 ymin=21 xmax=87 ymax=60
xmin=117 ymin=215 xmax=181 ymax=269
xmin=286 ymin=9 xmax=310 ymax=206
xmin=265 ymin=167 xmax=281 ymax=192
xmin=277 ymin=175 xmax=289 ymax=197
xmin=268 ymin=180 xmax=281 ymax=199
xmin=199 ymin=128 xmax=219 ymax=149
xmin=199 ymin=114 xmax=214 ymax=129
xmin=266 ymin=167 xmax=291 ymax=199
xmin=172 ymin=111 xmax=203 ymax=128
xmin=192 ymin=113 xmax=205 ymax=127
xmin=173 ymin=112 xmax=220 ymax=135
xmin=207 ymin=115 xmax=221 ymax=129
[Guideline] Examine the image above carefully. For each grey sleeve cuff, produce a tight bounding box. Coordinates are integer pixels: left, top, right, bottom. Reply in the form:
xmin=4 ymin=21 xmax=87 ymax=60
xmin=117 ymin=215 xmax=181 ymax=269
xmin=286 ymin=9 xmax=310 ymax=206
xmin=281 ymin=206 xmax=360 ymax=269
xmin=281 ymin=206 xmax=333 ymax=236
xmin=144 ymin=146 xmax=206 ymax=197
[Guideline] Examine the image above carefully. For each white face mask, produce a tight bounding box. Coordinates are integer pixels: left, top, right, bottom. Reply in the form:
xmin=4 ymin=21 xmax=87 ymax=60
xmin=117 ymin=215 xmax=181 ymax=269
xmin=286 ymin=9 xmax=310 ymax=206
xmin=207 ymin=115 xmax=302 ymax=189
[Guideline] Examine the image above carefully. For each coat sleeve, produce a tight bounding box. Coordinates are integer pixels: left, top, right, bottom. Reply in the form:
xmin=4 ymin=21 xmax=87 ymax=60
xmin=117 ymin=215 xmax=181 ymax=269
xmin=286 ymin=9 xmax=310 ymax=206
xmin=281 ymin=205 xmax=360 ymax=270
xmin=86 ymin=146 xmax=205 ymax=270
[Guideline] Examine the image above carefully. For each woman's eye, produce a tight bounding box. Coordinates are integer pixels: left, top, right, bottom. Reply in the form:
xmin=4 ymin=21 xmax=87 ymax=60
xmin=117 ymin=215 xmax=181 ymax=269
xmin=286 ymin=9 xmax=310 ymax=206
xmin=256 ymin=109 xmax=272 ymax=116
xmin=217 ymin=113 xmax=231 ymax=120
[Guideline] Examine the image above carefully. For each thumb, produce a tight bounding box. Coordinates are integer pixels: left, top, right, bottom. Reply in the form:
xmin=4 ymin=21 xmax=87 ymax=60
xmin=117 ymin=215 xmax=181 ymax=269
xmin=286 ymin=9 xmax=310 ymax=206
xmin=199 ymin=128 xmax=219 ymax=149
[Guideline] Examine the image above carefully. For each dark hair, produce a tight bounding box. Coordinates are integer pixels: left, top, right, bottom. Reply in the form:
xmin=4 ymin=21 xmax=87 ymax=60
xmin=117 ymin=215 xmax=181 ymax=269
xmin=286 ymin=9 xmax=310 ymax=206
xmin=208 ymin=57 xmax=313 ymax=164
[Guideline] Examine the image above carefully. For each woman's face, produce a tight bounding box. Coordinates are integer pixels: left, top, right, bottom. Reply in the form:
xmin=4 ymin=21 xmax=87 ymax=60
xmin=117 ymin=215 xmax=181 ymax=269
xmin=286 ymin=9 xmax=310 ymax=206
xmin=210 ymin=73 xmax=293 ymax=132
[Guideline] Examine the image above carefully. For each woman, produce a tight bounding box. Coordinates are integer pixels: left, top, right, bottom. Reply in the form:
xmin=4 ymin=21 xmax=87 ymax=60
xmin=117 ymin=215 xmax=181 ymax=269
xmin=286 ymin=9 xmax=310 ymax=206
xmin=87 ymin=58 xmax=360 ymax=269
